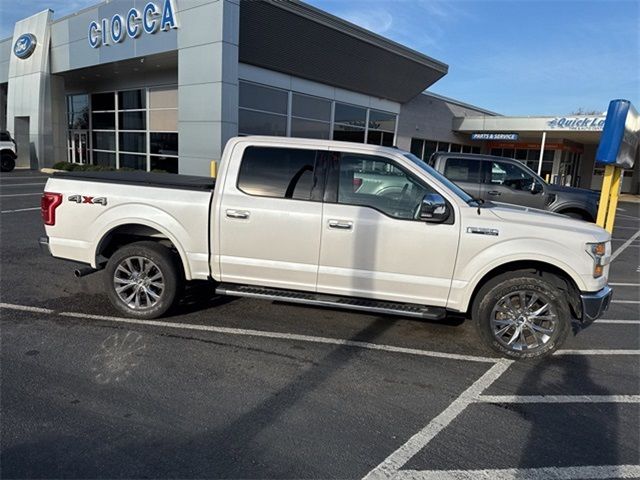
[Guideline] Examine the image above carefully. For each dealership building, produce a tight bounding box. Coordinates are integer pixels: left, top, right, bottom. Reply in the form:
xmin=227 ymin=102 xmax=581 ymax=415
xmin=0 ymin=0 xmax=637 ymax=193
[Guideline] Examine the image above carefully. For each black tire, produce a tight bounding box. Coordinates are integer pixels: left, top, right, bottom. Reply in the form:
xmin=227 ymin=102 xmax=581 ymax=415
xmin=0 ymin=154 xmax=15 ymax=172
xmin=473 ymin=271 xmax=570 ymax=359
xmin=104 ymin=241 xmax=182 ymax=319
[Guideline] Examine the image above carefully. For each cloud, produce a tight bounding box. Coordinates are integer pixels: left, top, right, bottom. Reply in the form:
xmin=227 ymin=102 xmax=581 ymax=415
xmin=339 ymin=8 xmax=394 ymax=35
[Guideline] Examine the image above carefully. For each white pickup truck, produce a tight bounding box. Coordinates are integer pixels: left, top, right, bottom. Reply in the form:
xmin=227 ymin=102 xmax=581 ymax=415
xmin=40 ymin=136 xmax=612 ymax=358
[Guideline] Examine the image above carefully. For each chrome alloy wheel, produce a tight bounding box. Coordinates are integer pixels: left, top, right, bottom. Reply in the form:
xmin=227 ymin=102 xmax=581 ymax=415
xmin=490 ymin=290 xmax=557 ymax=351
xmin=113 ymin=256 xmax=165 ymax=310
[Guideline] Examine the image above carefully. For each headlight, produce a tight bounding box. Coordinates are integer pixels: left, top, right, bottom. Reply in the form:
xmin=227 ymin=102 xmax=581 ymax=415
xmin=586 ymin=242 xmax=607 ymax=278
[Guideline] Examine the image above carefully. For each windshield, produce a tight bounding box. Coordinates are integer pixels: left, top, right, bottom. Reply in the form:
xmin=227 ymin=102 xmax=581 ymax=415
xmin=402 ymin=152 xmax=474 ymax=203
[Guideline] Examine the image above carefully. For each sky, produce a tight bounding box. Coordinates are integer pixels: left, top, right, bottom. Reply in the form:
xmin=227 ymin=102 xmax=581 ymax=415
xmin=1 ymin=0 xmax=638 ymax=116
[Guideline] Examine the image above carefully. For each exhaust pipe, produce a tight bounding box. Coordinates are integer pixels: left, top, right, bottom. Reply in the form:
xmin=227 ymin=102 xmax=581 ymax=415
xmin=74 ymin=267 xmax=99 ymax=278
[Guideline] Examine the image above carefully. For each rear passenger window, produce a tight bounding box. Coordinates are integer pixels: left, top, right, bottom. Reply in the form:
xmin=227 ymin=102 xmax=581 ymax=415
xmin=443 ymin=158 xmax=481 ymax=183
xmin=237 ymin=146 xmax=318 ymax=200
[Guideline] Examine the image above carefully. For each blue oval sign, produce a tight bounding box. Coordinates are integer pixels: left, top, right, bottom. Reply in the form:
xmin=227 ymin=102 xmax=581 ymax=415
xmin=14 ymin=33 xmax=37 ymax=59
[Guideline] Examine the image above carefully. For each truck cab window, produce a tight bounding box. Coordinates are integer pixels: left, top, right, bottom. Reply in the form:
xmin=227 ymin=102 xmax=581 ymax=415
xmin=443 ymin=157 xmax=481 ymax=183
xmin=337 ymin=153 xmax=433 ymax=220
xmin=238 ymin=147 xmax=319 ymax=200
xmin=490 ymin=160 xmax=535 ymax=191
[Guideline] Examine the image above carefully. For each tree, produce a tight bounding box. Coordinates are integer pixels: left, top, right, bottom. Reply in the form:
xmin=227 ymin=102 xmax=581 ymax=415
xmin=570 ymin=108 xmax=603 ymax=115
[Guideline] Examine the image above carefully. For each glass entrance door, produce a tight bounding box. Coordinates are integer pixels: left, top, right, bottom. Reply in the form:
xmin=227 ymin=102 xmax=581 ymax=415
xmin=68 ymin=131 xmax=88 ymax=164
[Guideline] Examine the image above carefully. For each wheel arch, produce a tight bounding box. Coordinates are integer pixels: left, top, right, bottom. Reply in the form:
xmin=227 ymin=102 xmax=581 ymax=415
xmin=556 ymin=206 xmax=595 ymax=222
xmin=0 ymin=148 xmax=17 ymax=159
xmin=466 ymin=260 xmax=583 ymax=320
xmin=94 ymin=222 xmax=190 ymax=279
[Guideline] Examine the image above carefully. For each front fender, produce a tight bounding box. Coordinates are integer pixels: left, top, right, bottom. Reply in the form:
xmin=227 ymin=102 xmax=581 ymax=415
xmin=448 ymin=238 xmax=589 ymax=312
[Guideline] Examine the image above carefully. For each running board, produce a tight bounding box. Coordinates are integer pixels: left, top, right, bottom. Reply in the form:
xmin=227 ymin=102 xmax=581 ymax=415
xmin=215 ymin=283 xmax=446 ymax=320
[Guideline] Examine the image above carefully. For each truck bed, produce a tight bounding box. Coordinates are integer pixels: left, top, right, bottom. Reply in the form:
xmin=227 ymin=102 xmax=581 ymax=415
xmin=53 ymin=171 xmax=215 ymax=191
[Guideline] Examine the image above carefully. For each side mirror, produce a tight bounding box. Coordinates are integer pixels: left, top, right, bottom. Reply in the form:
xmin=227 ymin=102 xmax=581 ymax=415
xmin=531 ymin=181 xmax=543 ymax=194
xmin=419 ymin=193 xmax=450 ymax=223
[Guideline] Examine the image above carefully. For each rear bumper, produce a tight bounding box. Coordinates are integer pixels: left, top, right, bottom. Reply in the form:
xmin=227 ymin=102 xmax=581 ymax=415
xmin=580 ymin=286 xmax=612 ymax=325
xmin=38 ymin=235 xmax=51 ymax=254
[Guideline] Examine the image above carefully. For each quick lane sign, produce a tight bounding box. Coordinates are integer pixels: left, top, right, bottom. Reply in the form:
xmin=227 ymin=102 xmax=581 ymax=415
xmin=547 ymin=116 xmax=605 ymax=130
xmin=471 ymin=133 xmax=519 ymax=141
xmin=88 ymin=0 xmax=178 ymax=48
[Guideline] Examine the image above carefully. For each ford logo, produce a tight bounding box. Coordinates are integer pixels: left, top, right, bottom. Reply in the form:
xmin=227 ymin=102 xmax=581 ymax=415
xmin=13 ymin=33 xmax=37 ymax=59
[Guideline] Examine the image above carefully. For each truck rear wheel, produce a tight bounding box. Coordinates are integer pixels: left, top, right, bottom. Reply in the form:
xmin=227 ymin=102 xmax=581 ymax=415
xmin=0 ymin=154 xmax=15 ymax=172
xmin=104 ymin=241 xmax=181 ymax=319
xmin=473 ymin=272 xmax=570 ymax=359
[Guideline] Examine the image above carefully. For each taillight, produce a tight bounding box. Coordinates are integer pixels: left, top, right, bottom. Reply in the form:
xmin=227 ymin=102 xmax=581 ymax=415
xmin=353 ymin=177 xmax=363 ymax=191
xmin=41 ymin=192 xmax=63 ymax=226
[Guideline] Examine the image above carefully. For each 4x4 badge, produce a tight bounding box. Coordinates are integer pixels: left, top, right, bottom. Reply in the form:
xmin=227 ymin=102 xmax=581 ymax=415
xmin=69 ymin=195 xmax=107 ymax=206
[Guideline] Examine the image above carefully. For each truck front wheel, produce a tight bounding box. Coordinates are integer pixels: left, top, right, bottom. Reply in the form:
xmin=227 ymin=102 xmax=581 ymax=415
xmin=473 ymin=272 xmax=570 ymax=359
xmin=104 ymin=241 xmax=181 ymax=319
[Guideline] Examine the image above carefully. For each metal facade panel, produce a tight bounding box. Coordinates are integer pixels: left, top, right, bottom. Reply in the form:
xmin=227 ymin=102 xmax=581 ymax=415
xmin=239 ymin=0 xmax=447 ymax=103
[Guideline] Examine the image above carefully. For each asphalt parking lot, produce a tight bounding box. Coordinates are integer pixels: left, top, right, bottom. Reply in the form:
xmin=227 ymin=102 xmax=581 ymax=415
xmin=1 ymin=169 xmax=639 ymax=479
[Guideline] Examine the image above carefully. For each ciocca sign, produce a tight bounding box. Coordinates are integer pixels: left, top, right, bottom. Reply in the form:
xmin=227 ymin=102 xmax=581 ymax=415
xmin=88 ymin=0 xmax=178 ymax=48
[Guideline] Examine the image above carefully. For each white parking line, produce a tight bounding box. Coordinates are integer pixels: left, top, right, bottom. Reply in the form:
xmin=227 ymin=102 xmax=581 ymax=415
xmin=475 ymin=394 xmax=640 ymax=403
xmin=1 ymin=207 xmax=40 ymax=213
xmin=555 ymin=349 xmax=640 ymax=355
xmin=611 ymin=229 xmax=640 ymax=262
xmin=608 ymin=283 xmax=640 ymax=286
xmin=0 ymin=193 xmax=42 ymax=197
xmin=598 ymin=319 xmax=640 ymax=324
xmin=58 ymin=311 xmax=498 ymax=363
xmin=363 ymin=360 xmax=513 ymax=480
xmin=0 ymin=303 xmax=496 ymax=363
xmin=0 ymin=183 xmax=46 ymax=187
xmin=0 ymin=303 xmax=54 ymax=314
xmin=393 ymin=465 xmax=640 ymax=480
xmin=0 ymin=176 xmax=49 ymax=179
xmin=612 ymin=300 xmax=640 ymax=304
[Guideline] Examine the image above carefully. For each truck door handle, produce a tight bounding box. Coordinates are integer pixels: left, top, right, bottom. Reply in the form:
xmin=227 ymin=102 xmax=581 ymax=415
xmin=328 ymin=220 xmax=353 ymax=230
xmin=226 ymin=209 xmax=250 ymax=219
xmin=487 ymin=190 xmax=501 ymax=196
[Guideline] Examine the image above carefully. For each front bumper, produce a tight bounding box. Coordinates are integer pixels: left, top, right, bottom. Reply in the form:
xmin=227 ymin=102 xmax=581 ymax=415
xmin=38 ymin=235 xmax=51 ymax=255
xmin=580 ymin=285 xmax=612 ymax=325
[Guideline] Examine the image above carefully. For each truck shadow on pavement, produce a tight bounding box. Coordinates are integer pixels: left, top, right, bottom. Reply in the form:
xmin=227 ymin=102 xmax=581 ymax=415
xmin=513 ymin=355 xmax=622 ymax=475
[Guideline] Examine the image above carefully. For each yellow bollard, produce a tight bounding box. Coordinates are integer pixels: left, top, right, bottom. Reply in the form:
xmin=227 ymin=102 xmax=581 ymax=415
xmin=210 ymin=160 xmax=217 ymax=178
xmin=604 ymin=167 xmax=622 ymax=233
xmin=596 ymin=165 xmax=615 ymax=228
xmin=596 ymin=165 xmax=622 ymax=233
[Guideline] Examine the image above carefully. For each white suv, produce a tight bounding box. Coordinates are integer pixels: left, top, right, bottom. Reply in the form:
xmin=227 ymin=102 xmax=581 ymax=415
xmin=0 ymin=131 xmax=17 ymax=172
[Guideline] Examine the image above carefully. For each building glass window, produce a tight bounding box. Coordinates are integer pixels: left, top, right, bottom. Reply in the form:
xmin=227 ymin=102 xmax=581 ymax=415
xmin=118 ymin=89 xmax=145 ymax=110
xmin=67 ymin=95 xmax=89 ymax=129
xmin=77 ymin=85 xmax=179 ymax=172
xmin=238 ymin=81 xmax=396 ymax=145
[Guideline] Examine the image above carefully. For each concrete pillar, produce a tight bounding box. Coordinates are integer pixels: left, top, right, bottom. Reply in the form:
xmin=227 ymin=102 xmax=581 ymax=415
xmin=6 ymin=10 xmax=53 ymax=169
xmin=177 ymin=0 xmax=239 ymax=176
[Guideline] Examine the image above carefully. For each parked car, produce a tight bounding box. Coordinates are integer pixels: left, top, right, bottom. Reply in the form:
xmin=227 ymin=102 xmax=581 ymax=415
xmin=0 ymin=131 xmax=17 ymax=172
xmin=39 ymin=137 xmax=612 ymax=358
xmin=429 ymin=152 xmax=600 ymax=221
